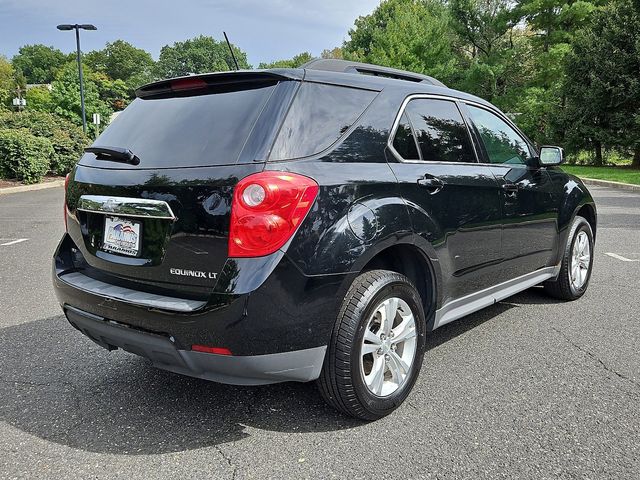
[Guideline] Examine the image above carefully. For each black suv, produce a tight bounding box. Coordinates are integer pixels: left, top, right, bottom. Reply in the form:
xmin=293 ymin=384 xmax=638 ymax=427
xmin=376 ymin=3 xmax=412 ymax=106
xmin=53 ymin=59 xmax=596 ymax=420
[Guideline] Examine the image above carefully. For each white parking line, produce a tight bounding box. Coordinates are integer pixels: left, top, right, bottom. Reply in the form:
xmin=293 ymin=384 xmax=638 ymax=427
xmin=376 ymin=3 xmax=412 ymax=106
xmin=604 ymin=252 xmax=639 ymax=262
xmin=0 ymin=238 xmax=28 ymax=246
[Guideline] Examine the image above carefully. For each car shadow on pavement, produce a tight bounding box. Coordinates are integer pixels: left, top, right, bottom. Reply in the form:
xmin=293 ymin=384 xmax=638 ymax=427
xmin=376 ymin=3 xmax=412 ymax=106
xmin=0 ymin=289 xmax=561 ymax=455
xmin=0 ymin=315 xmax=360 ymax=455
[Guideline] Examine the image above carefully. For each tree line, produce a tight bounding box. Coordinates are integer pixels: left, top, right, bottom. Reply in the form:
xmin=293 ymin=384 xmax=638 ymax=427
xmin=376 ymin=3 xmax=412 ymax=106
xmin=0 ymin=0 xmax=638 ymax=166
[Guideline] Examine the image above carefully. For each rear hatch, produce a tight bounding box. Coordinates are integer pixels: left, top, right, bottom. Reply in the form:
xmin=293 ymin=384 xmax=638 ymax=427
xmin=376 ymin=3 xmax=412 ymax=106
xmin=65 ymin=72 xmax=299 ymax=296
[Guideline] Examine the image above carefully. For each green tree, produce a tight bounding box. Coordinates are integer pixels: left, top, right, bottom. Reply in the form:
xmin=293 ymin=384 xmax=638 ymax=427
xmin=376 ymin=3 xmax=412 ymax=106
xmin=258 ymin=52 xmax=313 ymax=69
xmin=563 ymin=0 xmax=640 ymax=166
xmin=321 ymin=47 xmax=344 ymax=59
xmin=343 ymin=0 xmax=459 ymax=83
xmin=0 ymin=56 xmax=15 ymax=109
xmin=155 ymin=35 xmax=250 ymax=78
xmin=11 ymin=44 xmax=69 ymax=84
xmin=91 ymin=71 xmax=131 ymax=111
xmin=24 ymin=86 xmax=53 ymax=112
xmin=50 ymin=62 xmax=111 ymax=128
xmin=85 ymin=40 xmax=155 ymax=94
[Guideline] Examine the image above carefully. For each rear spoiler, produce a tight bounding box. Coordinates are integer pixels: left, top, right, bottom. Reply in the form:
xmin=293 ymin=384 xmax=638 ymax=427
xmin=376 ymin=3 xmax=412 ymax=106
xmin=136 ymin=70 xmax=304 ymax=99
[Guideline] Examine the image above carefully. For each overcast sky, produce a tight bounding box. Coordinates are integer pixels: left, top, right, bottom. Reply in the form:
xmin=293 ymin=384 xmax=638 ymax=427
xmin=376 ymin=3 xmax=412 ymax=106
xmin=0 ymin=0 xmax=380 ymax=65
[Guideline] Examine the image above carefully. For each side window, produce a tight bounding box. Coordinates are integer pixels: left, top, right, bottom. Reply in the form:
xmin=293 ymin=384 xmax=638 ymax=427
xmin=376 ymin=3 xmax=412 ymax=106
xmin=392 ymin=112 xmax=420 ymax=160
xmin=467 ymin=105 xmax=531 ymax=165
xmin=270 ymin=83 xmax=377 ymax=160
xmin=403 ymin=99 xmax=476 ymax=163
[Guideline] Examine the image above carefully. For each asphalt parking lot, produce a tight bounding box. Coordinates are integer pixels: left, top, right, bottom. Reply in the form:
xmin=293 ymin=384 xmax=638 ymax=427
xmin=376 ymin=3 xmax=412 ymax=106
xmin=0 ymin=185 xmax=638 ymax=479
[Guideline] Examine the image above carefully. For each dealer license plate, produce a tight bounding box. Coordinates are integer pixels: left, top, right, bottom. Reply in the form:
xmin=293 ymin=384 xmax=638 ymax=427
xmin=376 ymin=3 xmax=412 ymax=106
xmin=102 ymin=216 xmax=141 ymax=257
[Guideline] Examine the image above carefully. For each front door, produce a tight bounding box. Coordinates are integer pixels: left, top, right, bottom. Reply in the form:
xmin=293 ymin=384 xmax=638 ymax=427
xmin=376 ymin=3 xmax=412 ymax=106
xmin=387 ymin=97 xmax=503 ymax=303
xmin=463 ymin=104 xmax=558 ymax=279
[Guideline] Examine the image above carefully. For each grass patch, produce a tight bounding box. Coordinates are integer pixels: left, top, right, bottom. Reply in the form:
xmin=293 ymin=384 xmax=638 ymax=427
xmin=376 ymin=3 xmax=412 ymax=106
xmin=561 ymin=165 xmax=640 ymax=185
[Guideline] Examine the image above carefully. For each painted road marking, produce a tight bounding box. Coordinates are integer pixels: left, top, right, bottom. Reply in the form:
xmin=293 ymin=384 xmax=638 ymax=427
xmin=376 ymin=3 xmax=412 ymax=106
xmin=604 ymin=252 xmax=639 ymax=262
xmin=0 ymin=238 xmax=28 ymax=246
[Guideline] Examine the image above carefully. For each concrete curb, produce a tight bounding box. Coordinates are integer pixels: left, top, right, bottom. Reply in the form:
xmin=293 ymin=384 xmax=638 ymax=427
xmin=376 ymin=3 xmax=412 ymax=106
xmin=0 ymin=179 xmax=65 ymax=195
xmin=580 ymin=177 xmax=640 ymax=192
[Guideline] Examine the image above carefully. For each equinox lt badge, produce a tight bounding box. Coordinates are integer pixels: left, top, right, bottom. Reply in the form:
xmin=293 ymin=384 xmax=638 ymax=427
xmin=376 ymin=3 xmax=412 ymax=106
xmin=170 ymin=268 xmax=217 ymax=279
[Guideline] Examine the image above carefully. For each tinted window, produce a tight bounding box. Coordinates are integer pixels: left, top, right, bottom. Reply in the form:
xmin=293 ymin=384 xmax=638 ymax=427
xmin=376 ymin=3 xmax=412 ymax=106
xmin=392 ymin=113 xmax=420 ymax=160
xmin=404 ymin=99 xmax=476 ymax=163
xmin=85 ymin=83 xmax=276 ymax=168
xmin=467 ymin=105 xmax=531 ymax=165
xmin=270 ymin=83 xmax=377 ymax=160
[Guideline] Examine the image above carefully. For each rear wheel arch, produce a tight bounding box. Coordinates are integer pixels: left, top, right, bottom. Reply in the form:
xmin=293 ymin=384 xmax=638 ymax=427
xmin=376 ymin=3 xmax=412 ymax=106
xmin=358 ymin=242 xmax=439 ymax=331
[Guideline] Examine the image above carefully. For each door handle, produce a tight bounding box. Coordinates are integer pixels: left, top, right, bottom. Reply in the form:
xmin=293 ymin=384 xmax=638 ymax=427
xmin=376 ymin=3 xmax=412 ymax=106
xmin=417 ymin=175 xmax=444 ymax=193
xmin=502 ymin=183 xmax=519 ymax=196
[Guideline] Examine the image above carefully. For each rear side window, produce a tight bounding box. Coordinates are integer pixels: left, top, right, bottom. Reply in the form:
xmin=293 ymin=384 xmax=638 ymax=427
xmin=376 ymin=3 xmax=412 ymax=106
xmin=403 ymin=99 xmax=476 ymax=163
xmin=392 ymin=113 xmax=420 ymax=160
xmin=84 ymin=83 xmax=277 ymax=168
xmin=269 ymin=83 xmax=377 ymax=160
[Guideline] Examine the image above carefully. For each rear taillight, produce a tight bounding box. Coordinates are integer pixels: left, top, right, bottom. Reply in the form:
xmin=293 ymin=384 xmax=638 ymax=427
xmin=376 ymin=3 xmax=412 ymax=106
xmin=63 ymin=173 xmax=70 ymax=232
xmin=228 ymin=171 xmax=319 ymax=257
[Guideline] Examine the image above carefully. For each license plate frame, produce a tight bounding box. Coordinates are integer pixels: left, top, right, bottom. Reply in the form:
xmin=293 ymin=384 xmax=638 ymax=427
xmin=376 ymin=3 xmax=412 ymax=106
xmin=102 ymin=216 xmax=142 ymax=257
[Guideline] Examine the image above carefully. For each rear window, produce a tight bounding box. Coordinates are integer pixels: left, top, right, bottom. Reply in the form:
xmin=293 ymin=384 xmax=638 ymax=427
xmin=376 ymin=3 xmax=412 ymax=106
xmin=269 ymin=82 xmax=377 ymax=160
xmin=83 ymin=83 xmax=277 ymax=168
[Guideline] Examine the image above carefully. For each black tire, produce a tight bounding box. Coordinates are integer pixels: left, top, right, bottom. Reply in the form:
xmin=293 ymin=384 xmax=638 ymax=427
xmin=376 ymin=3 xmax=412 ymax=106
xmin=317 ymin=269 xmax=426 ymax=420
xmin=544 ymin=215 xmax=594 ymax=300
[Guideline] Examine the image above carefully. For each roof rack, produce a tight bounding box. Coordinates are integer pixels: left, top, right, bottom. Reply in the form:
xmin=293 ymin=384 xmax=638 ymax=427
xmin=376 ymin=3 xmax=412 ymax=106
xmin=301 ymin=59 xmax=446 ymax=88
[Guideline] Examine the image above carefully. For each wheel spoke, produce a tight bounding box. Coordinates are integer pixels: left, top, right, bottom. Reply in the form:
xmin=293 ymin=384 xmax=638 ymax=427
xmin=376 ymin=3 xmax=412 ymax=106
xmin=361 ymin=343 xmax=379 ymax=356
xmin=383 ymin=298 xmax=398 ymax=335
xmin=367 ymin=357 xmax=385 ymax=395
xmin=391 ymin=314 xmax=416 ymax=344
xmin=388 ymin=351 xmax=409 ymax=380
xmin=572 ymin=264 xmax=580 ymax=282
xmin=578 ymin=234 xmax=587 ymax=254
xmin=364 ymin=328 xmax=382 ymax=346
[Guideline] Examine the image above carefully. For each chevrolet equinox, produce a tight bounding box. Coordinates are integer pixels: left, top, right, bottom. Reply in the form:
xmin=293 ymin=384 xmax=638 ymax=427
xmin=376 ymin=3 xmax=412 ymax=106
xmin=53 ymin=59 xmax=597 ymax=420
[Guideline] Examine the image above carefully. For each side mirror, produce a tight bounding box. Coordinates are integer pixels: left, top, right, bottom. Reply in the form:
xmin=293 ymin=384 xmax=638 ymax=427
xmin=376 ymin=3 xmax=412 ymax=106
xmin=538 ymin=146 xmax=564 ymax=166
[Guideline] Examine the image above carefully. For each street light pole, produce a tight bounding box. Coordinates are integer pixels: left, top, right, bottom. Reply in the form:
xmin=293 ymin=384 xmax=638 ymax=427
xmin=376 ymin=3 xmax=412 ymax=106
xmin=74 ymin=26 xmax=87 ymax=133
xmin=57 ymin=23 xmax=97 ymax=133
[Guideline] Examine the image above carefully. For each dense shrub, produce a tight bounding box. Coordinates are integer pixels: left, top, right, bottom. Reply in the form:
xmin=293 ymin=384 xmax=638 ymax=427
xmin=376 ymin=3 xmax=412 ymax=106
xmin=0 ymin=128 xmax=54 ymax=184
xmin=0 ymin=111 xmax=89 ymax=175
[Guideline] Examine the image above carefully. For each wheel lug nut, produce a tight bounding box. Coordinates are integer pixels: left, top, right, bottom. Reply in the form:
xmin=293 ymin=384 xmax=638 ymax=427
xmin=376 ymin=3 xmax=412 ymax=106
xmin=384 ymin=354 xmax=390 ymax=361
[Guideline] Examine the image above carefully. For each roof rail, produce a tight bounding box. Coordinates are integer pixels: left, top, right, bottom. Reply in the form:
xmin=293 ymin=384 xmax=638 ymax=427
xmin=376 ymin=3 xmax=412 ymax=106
xmin=301 ymin=59 xmax=446 ymax=88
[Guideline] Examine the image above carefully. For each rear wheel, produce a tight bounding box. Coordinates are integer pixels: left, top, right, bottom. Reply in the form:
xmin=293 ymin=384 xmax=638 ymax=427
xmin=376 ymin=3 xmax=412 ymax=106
xmin=544 ymin=216 xmax=594 ymax=300
xmin=317 ymin=270 xmax=426 ymax=420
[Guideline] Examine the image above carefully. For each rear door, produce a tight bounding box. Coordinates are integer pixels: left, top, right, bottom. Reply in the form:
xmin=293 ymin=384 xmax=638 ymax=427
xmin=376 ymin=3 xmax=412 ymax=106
xmin=65 ymin=74 xmax=297 ymax=295
xmin=463 ymin=103 xmax=558 ymax=278
xmin=387 ymin=96 xmax=503 ymax=302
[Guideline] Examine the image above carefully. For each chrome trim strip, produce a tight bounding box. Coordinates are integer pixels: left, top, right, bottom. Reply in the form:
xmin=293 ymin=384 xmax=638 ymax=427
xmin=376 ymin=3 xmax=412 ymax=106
xmin=386 ymin=93 xmax=532 ymax=164
xmin=77 ymin=195 xmax=176 ymax=220
xmin=387 ymin=93 xmax=486 ymax=164
xmin=433 ymin=265 xmax=561 ymax=329
xmin=59 ymin=271 xmax=205 ymax=312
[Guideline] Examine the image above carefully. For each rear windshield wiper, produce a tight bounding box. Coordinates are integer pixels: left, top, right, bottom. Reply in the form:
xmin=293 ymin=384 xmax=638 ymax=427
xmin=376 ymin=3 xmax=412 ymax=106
xmin=85 ymin=146 xmax=140 ymax=166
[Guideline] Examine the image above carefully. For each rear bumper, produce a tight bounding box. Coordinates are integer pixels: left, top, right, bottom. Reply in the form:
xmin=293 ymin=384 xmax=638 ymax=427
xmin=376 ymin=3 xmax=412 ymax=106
xmin=52 ymin=233 xmax=349 ymax=384
xmin=65 ymin=305 xmax=326 ymax=385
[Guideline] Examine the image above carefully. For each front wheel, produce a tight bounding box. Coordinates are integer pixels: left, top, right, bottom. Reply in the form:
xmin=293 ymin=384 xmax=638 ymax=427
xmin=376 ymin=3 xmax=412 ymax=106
xmin=544 ymin=215 xmax=594 ymax=300
xmin=317 ymin=270 xmax=426 ymax=420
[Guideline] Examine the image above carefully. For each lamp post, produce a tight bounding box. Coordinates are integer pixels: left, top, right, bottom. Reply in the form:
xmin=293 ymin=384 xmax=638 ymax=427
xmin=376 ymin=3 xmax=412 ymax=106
xmin=57 ymin=24 xmax=97 ymax=133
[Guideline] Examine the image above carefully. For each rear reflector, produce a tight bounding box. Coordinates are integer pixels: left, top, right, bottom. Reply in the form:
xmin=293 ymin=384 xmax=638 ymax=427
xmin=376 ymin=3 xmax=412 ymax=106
xmin=191 ymin=345 xmax=233 ymax=355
